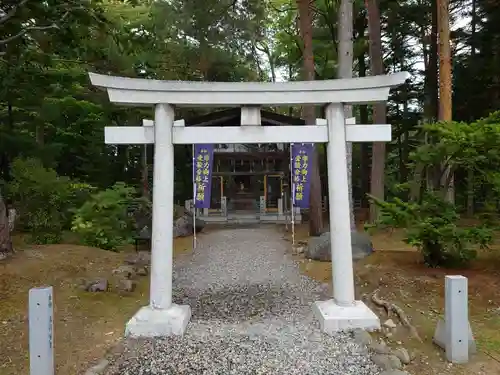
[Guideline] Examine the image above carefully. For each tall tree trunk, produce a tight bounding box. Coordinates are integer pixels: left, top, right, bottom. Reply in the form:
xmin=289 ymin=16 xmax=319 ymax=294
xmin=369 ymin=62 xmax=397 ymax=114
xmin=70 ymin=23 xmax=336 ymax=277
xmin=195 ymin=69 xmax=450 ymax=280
xmin=398 ymin=33 xmax=410 ymax=187
xmin=466 ymin=0 xmax=477 ymax=216
xmin=0 ymin=99 xmax=13 ymax=180
xmin=401 ymin=88 xmax=410 ymax=186
xmin=365 ymin=0 xmax=387 ymax=222
xmin=0 ymin=189 xmax=13 ymax=258
xmin=437 ymin=0 xmax=454 ymax=202
xmin=437 ymin=0 xmax=452 ymax=121
xmin=337 ymin=0 xmax=355 ymax=229
xmin=427 ymin=0 xmax=439 ymax=121
xmin=297 ymin=0 xmax=323 ymax=235
xmin=356 ymin=11 xmax=370 ymax=210
xmin=412 ymin=1 xmax=438 ymax=201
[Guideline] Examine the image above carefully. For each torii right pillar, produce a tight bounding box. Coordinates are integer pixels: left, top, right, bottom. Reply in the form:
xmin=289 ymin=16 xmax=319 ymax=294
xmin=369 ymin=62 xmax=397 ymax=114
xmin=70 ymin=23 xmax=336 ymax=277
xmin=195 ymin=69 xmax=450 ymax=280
xmin=312 ymin=102 xmax=380 ymax=333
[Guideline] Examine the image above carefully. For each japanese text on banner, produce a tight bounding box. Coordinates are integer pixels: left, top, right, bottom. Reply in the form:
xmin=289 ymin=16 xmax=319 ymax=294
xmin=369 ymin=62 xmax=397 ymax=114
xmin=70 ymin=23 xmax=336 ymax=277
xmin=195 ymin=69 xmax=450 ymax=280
xmin=193 ymin=144 xmax=214 ymax=208
xmin=291 ymin=143 xmax=313 ymax=208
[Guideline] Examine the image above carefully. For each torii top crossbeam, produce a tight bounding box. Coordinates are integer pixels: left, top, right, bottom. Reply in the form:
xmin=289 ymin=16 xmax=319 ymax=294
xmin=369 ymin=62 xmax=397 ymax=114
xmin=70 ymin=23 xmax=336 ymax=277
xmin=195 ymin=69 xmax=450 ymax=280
xmin=89 ymin=72 xmax=410 ymax=107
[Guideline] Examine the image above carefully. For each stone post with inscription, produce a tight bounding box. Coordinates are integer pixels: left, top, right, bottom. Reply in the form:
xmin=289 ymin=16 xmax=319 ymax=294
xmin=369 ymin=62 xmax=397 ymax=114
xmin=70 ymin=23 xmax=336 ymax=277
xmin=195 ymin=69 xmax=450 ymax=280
xmin=29 ymin=286 xmax=54 ymax=375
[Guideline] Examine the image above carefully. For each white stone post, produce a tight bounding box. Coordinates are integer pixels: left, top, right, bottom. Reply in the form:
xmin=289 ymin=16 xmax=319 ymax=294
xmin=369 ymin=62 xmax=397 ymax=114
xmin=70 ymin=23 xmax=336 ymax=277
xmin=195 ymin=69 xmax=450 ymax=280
xmin=125 ymin=104 xmax=191 ymax=338
xmin=312 ymin=103 xmax=380 ymax=333
xmin=445 ymin=276 xmax=470 ymax=363
xmin=29 ymin=287 xmax=54 ymax=375
xmin=277 ymin=198 xmax=283 ymax=215
xmin=150 ymin=103 xmax=175 ymax=310
xmin=326 ymin=103 xmax=355 ymax=306
xmin=433 ymin=275 xmax=475 ymax=363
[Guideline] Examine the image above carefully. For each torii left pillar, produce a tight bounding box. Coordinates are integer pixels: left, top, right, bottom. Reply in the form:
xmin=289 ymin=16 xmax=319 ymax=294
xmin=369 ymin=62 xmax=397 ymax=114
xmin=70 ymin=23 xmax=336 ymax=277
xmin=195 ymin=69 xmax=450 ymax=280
xmin=124 ymin=104 xmax=191 ymax=337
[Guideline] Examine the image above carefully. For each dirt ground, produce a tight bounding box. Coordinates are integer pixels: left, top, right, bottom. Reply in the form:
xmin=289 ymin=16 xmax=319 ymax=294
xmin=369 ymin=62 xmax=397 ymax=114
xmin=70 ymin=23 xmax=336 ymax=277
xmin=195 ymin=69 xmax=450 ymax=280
xmin=286 ymin=223 xmax=500 ymax=375
xmin=0 ymin=234 xmax=195 ymax=375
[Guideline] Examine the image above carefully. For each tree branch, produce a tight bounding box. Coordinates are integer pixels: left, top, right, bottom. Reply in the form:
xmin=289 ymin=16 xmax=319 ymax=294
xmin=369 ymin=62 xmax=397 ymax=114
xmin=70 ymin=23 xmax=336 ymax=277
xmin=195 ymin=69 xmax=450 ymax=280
xmin=0 ymin=7 xmax=76 ymax=51
xmin=0 ymin=23 xmax=58 ymax=46
xmin=0 ymin=0 xmax=29 ymax=25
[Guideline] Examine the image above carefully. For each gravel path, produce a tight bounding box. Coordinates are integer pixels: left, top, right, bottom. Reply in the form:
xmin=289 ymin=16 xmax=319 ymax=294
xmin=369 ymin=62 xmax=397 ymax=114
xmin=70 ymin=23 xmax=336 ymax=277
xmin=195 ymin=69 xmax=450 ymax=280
xmin=105 ymin=227 xmax=381 ymax=375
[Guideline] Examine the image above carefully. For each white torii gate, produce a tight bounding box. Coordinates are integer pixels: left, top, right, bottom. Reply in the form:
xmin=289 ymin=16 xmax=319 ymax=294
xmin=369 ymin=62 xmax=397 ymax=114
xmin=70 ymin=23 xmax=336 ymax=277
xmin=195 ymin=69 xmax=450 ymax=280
xmin=90 ymin=71 xmax=410 ymax=337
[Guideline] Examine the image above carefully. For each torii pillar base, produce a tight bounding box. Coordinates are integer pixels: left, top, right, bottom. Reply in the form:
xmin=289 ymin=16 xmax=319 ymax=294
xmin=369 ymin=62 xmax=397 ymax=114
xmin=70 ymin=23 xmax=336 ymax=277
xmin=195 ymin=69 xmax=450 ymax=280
xmin=313 ymin=300 xmax=380 ymax=334
xmin=124 ymin=304 xmax=191 ymax=338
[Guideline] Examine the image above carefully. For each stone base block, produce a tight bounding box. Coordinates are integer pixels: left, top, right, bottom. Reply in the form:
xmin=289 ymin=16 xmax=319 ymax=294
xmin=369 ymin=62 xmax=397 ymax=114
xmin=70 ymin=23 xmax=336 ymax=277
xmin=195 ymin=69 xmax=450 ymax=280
xmin=125 ymin=304 xmax=191 ymax=338
xmin=313 ymin=299 xmax=380 ymax=333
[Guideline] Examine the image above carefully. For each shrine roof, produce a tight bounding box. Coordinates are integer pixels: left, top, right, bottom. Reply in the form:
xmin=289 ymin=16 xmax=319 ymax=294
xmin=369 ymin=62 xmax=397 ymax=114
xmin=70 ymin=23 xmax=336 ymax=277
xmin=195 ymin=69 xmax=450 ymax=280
xmin=183 ymin=108 xmax=305 ymax=127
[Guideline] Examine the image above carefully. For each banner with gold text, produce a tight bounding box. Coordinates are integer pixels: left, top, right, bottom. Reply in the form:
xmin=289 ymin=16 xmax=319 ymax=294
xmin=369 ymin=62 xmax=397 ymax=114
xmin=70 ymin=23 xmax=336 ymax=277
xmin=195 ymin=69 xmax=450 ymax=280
xmin=193 ymin=144 xmax=214 ymax=208
xmin=291 ymin=143 xmax=313 ymax=208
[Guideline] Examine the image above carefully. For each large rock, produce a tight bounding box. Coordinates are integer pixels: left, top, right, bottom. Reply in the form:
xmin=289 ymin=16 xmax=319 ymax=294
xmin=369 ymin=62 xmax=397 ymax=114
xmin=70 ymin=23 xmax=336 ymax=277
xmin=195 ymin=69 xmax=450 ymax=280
xmin=173 ymin=212 xmax=206 ymax=238
xmin=304 ymin=230 xmax=374 ymax=262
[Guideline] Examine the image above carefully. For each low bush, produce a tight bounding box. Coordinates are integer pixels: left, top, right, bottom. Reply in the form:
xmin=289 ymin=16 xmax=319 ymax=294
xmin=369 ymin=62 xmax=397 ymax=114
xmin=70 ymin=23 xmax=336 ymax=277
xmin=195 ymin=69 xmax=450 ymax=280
xmin=71 ymin=182 xmax=148 ymax=251
xmin=368 ymin=191 xmax=493 ymax=268
xmin=7 ymin=158 xmax=73 ymax=244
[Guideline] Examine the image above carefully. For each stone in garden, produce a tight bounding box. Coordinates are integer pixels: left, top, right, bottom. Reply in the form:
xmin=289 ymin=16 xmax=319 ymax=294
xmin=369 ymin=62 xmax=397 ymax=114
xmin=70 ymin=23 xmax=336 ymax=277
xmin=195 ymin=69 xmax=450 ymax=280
xmin=85 ymin=278 xmax=108 ymax=292
xmin=173 ymin=214 xmax=191 ymax=237
xmin=84 ymin=359 xmax=109 ymax=375
xmin=353 ymin=329 xmax=373 ymax=346
xmin=379 ymin=371 xmax=411 ymax=375
xmin=383 ymin=319 xmax=397 ymax=329
xmin=392 ymin=347 xmax=411 ymax=365
xmin=370 ymin=341 xmax=391 ymax=354
xmin=304 ymin=230 xmax=373 ymax=262
xmin=117 ymin=279 xmax=136 ymax=293
xmin=173 ymin=212 xmax=206 ymax=238
xmin=372 ymin=354 xmax=402 ymax=371
xmin=135 ymin=265 xmax=148 ymax=276
xmin=125 ymin=251 xmax=151 ymax=266
xmin=112 ymin=265 xmax=136 ymax=279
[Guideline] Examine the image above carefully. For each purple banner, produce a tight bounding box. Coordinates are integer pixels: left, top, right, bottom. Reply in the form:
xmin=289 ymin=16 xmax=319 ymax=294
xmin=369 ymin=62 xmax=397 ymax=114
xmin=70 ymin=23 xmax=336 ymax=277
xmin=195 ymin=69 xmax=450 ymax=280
xmin=193 ymin=144 xmax=214 ymax=208
xmin=291 ymin=143 xmax=313 ymax=208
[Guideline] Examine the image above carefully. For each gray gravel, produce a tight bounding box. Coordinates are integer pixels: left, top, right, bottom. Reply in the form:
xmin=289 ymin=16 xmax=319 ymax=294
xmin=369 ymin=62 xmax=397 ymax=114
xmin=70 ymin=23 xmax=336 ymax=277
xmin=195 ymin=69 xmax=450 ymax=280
xmin=105 ymin=227 xmax=382 ymax=375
